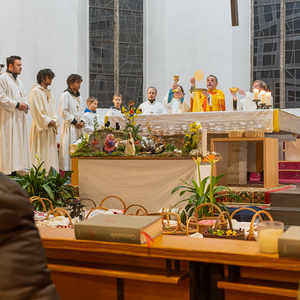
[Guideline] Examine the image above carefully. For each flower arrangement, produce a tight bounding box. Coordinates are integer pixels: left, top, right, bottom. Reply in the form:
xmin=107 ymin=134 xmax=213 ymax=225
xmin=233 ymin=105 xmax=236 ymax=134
xmin=182 ymin=122 xmax=201 ymax=153
xmin=172 ymin=155 xmax=240 ymax=223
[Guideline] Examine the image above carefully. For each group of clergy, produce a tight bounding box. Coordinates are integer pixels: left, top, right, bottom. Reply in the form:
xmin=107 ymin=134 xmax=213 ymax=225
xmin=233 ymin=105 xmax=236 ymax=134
xmin=0 ymin=55 xmax=271 ymax=176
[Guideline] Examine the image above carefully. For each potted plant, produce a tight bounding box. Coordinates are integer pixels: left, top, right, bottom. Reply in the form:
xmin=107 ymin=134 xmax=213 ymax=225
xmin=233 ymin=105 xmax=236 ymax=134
xmin=11 ymin=157 xmax=75 ymax=211
xmin=172 ymin=155 xmax=240 ymax=224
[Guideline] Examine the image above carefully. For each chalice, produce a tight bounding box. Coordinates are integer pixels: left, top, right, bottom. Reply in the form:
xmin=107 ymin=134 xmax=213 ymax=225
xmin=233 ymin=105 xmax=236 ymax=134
xmin=230 ymin=87 xmax=239 ymax=93
xmin=172 ymin=75 xmax=180 ymax=93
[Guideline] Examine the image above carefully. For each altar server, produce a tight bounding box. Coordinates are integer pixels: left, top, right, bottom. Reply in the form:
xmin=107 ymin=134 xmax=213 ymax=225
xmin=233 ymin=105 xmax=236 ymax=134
xmin=30 ymin=69 xmax=60 ymax=171
xmin=163 ymin=83 xmax=190 ymax=113
xmin=82 ymin=97 xmax=104 ymax=134
xmin=107 ymin=93 xmax=123 ymax=116
xmin=0 ymin=55 xmax=31 ymax=175
xmin=59 ymin=74 xmax=85 ymax=171
xmin=138 ymin=87 xmax=167 ymax=114
xmin=190 ymin=75 xmax=225 ymax=112
xmin=230 ymin=80 xmax=273 ymax=110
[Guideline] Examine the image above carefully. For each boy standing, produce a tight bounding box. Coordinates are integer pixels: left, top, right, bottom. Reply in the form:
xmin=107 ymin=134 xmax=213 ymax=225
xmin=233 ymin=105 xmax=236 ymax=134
xmin=81 ymin=97 xmax=104 ymax=134
xmin=106 ymin=93 xmax=123 ymax=116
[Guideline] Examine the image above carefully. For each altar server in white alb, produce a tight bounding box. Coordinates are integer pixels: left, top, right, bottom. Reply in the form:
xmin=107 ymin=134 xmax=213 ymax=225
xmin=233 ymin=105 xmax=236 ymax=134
xmin=106 ymin=93 xmax=123 ymax=116
xmin=230 ymin=80 xmax=273 ymax=110
xmin=29 ymin=69 xmax=60 ymax=171
xmin=81 ymin=97 xmax=104 ymax=134
xmin=59 ymin=74 xmax=85 ymax=171
xmin=0 ymin=55 xmax=31 ymax=175
xmin=163 ymin=83 xmax=190 ymax=113
xmin=138 ymin=87 xmax=167 ymax=114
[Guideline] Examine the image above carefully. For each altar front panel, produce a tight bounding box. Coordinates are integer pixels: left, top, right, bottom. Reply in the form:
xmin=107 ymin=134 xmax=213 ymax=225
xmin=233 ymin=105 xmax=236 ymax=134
xmin=78 ymin=158 xmax=210 ymax=212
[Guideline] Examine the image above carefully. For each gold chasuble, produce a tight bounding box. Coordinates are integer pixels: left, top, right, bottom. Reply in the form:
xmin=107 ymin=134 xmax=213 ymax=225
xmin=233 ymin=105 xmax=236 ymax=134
xmin=191 ymin=88 xmax=225 ymax=112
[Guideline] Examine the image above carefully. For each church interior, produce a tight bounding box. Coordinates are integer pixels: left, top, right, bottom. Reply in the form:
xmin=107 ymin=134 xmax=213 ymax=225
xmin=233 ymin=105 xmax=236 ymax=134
xmin=1 ymin=0 xmax=300 ymax=299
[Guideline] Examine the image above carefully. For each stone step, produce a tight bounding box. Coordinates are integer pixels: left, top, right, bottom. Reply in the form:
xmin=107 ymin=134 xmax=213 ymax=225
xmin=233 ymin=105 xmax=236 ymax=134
xmin=270 ymin=190 xmax=300 ymax=208
xmin=265 ymin=207 xmax=300 ymax=226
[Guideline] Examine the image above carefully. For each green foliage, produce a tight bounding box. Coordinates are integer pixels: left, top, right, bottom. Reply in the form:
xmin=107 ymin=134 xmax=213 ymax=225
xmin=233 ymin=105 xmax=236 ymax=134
xmin=165 ymin=141 xmax=176 ymax=152
xmin=123 ymin=123 xmax=142 ymax=142
xmin=11 ymin=158 xmax=75 ymax=211
xmin=172 ymin=157 xmax=241 ymax=224
xmin=182 ymin=122 xmax=201 ymax=154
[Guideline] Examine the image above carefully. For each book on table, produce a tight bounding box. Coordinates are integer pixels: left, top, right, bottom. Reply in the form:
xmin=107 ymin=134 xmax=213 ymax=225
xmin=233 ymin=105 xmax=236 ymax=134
xmin=75 ymin=214 xmax=163 ymax=244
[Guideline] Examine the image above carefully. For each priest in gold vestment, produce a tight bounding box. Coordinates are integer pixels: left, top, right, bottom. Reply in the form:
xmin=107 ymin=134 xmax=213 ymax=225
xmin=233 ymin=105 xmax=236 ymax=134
xmin=190 ymin=75 xmax=225 ymax=112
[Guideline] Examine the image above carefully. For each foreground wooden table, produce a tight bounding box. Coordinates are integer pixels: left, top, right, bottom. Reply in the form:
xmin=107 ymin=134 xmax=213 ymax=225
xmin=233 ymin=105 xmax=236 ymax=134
xmin=39 ymin=227 xmax=300 ymax=300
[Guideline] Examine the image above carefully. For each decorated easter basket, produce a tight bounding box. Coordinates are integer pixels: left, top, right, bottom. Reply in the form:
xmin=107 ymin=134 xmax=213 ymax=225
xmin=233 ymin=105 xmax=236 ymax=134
xmin=248 ymin=210 xmax=273 ymax=241
xmin=99 ymin=195 xmax=127 ymax=213
xmin=124 ymin=204 xmax=149 ymax=215
xmin=203 ymin=211 xmax=244 ymax=240
xmin=191 ymin=203 xmax=228 ymax=234
xmin=30 ymin=196 xmax=53 ymax=212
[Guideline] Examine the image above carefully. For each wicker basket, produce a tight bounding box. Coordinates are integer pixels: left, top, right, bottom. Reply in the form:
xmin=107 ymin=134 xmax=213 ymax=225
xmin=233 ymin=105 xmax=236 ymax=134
xmin=46 ymin=208 xmax=73 ymax=226
xmin=191 ymin=203 xmax=228 ymax=234
xmin=86 ymin=206 xmax=110 ymax=219
xmin=100 ymin=196 xmax=127 ymax=212
xmin=162 ymin=211 xmax=198 ymax=236
xmin=124 ymin=204 xmax=148 ymax=215
xmin=248 ymin=210 xmax=273 ymax=241
xmin=203 ymin=211 xmax=244 ymax=240
xmin=30 ymin=196 xmax=53 ymax=212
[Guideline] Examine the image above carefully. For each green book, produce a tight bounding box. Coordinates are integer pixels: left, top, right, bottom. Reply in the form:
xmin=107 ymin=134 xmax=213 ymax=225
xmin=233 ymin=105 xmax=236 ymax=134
xmin=75 ymin=214 xmax=163 ymax=244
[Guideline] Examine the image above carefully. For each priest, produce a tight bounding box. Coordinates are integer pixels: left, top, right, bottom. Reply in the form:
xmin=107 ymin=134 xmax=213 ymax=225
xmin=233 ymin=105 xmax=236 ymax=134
xmin=138 ymin=87 xmax=167 ymax=114
xmin=190 ymin=75 xmax=225 ymax=112
xmin=59 ymin=74 xmax=85 ymax=171
xmin=0 ymin=55 xmax=31 ymax=175
xmin=29 ymin=69 xmax=60 ymax=171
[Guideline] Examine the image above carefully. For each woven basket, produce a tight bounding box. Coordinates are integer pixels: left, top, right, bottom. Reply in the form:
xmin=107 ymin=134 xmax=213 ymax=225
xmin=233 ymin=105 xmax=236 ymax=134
xmin=46 ymin=208 xmax=73 ymax=226
xmin=100 ymin=196 xmax=127 ymax=211
xmin=124 ymin=204 xmax=148 ymax=215
xmin=191 ymin=203 xmax=228 ymax=234
xmin=77 ymin=197 xmax=97 ymax=208
xmin=162 ymin=211 xmax=198 ymax=236
xmin=203 ymin=211 xmax=244 ymax=240
xmin=86 ymin=206 xmax=110 ymax=219
xmin=248 ymin=210 xmax=273 ymax=241
xmin=30 ymin=196 xmax=53 ymax=212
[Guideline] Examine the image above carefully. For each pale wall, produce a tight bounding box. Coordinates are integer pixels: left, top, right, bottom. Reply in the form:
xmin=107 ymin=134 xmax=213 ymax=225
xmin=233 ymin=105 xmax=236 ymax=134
xmin=0 ymin=0 xmax=89 ymax=141
xmin=143 ymin=0 xmax=251 ymax=110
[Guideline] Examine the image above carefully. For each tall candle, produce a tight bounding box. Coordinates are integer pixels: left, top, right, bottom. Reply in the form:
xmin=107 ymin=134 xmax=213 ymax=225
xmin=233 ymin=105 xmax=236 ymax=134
xmin=254 ymin=89 xmax=259 ymax=100
xmin=201 ymin=128 xmax=207 ymax=157
xmin=260 ymin=90 xmax=266 ymax=104
xmin=258 ymin=228 xmax=283 ymax=253
xmin=266 ymin=92 xmax=271 ymax=105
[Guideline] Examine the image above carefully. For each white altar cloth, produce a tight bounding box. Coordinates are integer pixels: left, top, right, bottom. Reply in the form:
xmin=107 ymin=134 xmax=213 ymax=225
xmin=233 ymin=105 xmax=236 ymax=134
xmin=78 ymin=158 xmax=211 ymax=212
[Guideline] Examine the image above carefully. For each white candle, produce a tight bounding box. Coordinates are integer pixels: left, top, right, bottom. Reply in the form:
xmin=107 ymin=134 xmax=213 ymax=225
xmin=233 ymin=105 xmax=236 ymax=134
xmin=266 ymin=92 xmax=271 ymax=105
xmin=260 ymin=91 xmax=266 ymax=104
xmin=258 ymin=228 xmax=283 ymax=253
xmin=254 ymin=89 xmax=259 ymax=100
xmin=201 ymin=128 xmax=207 ymax=157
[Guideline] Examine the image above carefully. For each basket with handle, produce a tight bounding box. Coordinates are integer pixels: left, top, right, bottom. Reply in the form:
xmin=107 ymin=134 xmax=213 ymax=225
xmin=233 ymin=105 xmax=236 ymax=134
xmin=86 ymin=206 xmax=110 ymax=219
xmin=162 ymin=211 xmax=198 ymax=236
xmin=191 ymin=203 xmax=228 ymax=233
xmin=203 ymin=211 xmax=244 ymax=240
xmin=45 ymin=208 xmax=74 ymax=228
xmin=124 ymin=204 xmax=148 ymax=215
xmin=78 ymin=197 xmax=97 ymax=208
xmin=30 ymin=196 xmax=53 ymax=212
xmin=100 ymin=196 xmax=127 ymax=213
xmin=248 ymin=210 xmax=273 ymax=241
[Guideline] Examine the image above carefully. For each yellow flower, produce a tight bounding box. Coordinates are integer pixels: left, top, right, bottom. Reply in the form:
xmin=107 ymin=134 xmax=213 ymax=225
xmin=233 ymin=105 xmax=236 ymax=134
xmin=192 ymin=156 xmax=201 ymax=166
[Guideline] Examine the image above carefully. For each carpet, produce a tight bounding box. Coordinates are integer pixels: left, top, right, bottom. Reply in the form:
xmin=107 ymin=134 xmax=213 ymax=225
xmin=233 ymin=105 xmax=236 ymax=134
xmin=216 ymin=185 xmax=293 ymax=204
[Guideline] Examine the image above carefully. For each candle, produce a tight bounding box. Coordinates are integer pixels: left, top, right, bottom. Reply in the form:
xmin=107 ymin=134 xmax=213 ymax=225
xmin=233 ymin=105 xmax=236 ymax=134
xmin=260 ymin=91 xmax=266 ymax=104
xmin=105 ymin=116 xmax=108 ymax=123
xmin=258 ymin=221 xmax=284 ymax=254
xmin=254 ymin=89 xmax=259 ymax=100
xmin=266 ymin=92 xmax=271 ymax=105
xmin=200 ymin=128 xmax=207 ymax=157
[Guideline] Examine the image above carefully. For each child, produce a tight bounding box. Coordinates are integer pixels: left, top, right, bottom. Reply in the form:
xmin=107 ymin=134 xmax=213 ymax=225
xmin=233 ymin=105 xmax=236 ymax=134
xmin=104 ymin=134 xmax=116 ymax=153
xmin=81 ymin=97 xmax=104 ymax=134
xmin=106 ymin=93 xmax=123 ymax=116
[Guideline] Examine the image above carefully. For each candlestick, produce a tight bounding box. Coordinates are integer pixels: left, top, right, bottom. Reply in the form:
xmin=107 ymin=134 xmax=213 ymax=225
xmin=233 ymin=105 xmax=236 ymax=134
xmin=266 ymin=92 xmax=271 ymax=106
xmin=253 ymin=89 xmax=259 ymax=100
xmin=260 ymin=91 xmax=266 ymax=104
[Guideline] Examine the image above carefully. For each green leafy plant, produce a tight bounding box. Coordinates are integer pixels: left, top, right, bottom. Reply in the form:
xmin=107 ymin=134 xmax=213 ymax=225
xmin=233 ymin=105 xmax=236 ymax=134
xmin=172 ymin=155 xmax=240 ymax=224
xmin=182 ymin=122 xmax=201 ymax=154
xmin=11 ymin=157 xmax=75 ymax=211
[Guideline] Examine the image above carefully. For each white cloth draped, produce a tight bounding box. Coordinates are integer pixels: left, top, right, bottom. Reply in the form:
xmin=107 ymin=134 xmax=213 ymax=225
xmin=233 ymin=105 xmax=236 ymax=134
xmin=0 ymin=72 xmax=31 ymax=174
xmin=81 ymin=111 xmax=104 ymax=135
xmin=59 ymin=91 xmax=85 ymax=171
xmin=29 ymin=84 xmax=60 ymax=171
xmin=138 ymin=100 xmax=167 ymax=114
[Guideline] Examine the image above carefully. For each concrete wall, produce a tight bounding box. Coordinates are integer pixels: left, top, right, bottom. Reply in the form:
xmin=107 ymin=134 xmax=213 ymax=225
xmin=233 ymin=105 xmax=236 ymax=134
xmin=143 ymin=0 xmax=252 ymax=110
xmin=0 ymin=0 xmax=89 ymax=141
